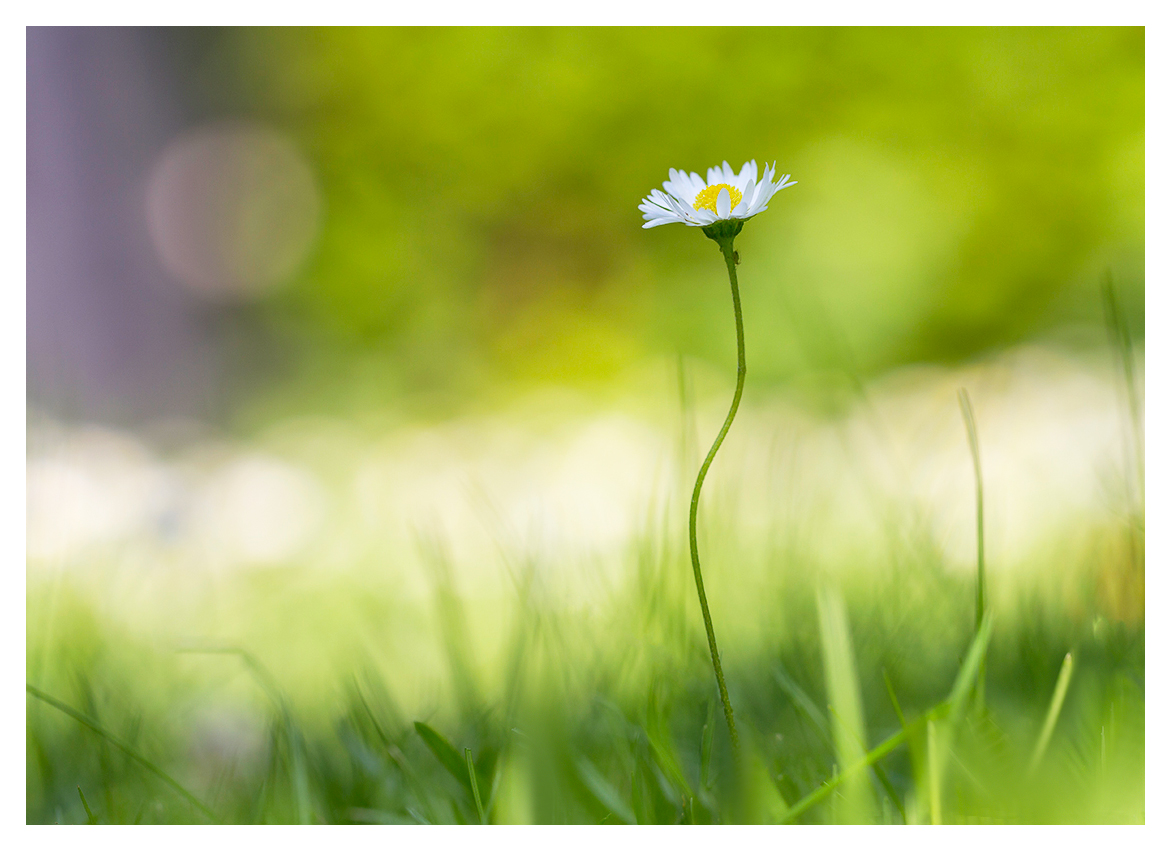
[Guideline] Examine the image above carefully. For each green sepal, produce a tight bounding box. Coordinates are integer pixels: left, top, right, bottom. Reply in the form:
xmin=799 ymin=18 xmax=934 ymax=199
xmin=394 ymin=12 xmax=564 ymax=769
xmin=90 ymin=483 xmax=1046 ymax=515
xmin=702 ymin=218 xmax=745 ymax=244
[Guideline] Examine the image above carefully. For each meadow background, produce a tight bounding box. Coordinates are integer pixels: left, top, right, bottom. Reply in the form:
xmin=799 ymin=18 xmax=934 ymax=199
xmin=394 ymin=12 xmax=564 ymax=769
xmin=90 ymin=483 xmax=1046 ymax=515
xmin=26 ymin=27 xmax=1144 ymax=823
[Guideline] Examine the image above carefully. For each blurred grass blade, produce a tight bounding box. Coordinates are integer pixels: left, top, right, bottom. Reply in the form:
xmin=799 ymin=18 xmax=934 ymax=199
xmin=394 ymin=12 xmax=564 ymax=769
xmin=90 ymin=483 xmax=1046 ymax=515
xmin=352 ymin=678 xmax=390 ymax=748
xmin=773 ymin=664 xmax=834 ymax=751
xmin=1028 ymin=652 xmax=1075 ymax=774
xmin=780 ymin=704 xmax=939 ymax=824
xmin=27 ymin=684 xmax=216 ymax=821
xmin=388 ymin=743 xmax=441 ymax=825
xmin=947 ymin=613 xmax=994 ymax=727
xmin=644 ymin=691 xmax=695 ymax=800
xmin=927 ymin=719 xmax=942 ymax=825
xmin=77 ymin=786 xmax=97 ymax=824
xmin=178 ymin=646 xmax=286 ymax=712
xmin=783 ymin=617 xmax=994 ymax=825
xmin=573 ymin=755 xmax=636 ymax=825
xmin=700 ymin=699 xmax=716 ymax=790
xmin=926 ymin=612 xmax=995 ymax=824
xmin=881 ymin=668 xmax=906 ymax=729
xmin=817 ymin=585 xmax=876 ymax=823
xmin=415 ymin=528 xmax=483 ymax=716
xmin=958 ymin=388 xmax=987 ymax=708
xmin=414 ymin=721 xmax=473 ymax=796
xmin=290 ymin=731 xmax=312 ymax=825
xmin=1102 ymin=271 xmax=1144 ymax=502
xmin=828 ymin=704 xmax=906 ymax=823
xmin=465 ymin=747 xmax=487 ymax=823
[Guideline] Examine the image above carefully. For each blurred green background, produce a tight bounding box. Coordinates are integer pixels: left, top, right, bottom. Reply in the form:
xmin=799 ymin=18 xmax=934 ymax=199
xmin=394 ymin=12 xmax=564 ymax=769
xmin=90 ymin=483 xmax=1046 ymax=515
xmin=27 ymin=27 xmax=1144 ymax=824
xmin=30 ymin=26 xmax=1143 ymax=426
xmin=220 ymin=27 xmax=1143 ymax=423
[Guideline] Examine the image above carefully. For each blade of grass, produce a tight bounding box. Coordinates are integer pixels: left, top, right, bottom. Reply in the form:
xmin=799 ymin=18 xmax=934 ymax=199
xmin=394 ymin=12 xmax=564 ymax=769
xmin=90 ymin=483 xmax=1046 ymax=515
xmin=781 ymin=614 xmax=993 ymax=824
xmin=27 ymin=684 xmax=216 ymax=821
xmin=773 ymin=664 xmax=834 ymax=752
xmin=414 ymin=721 xmax=474 ymax=798
xmin=927 ymin=719 xmax=942 ymax=825
xmin=958 ymin=388 xmax=987 ymax=709
xmin=1102 ymin=272 xmax=1145 ymax=607
xmin=177 ymin=647 xmax=311 ymax=823
xmin=946 ymin=613 xmax=994 ymax=729
xmin=573 ymin=755 xmax=636 ymax=825
xmin=352 ymin=678 xmax=390 ymax=749
xmin=1102 ymin=271 xmax=1144 ymax=504
xmin=644 ymin=690 xmax=695 ymax=801
xmin=881 ymin=667 xmax=915 ymax=822
xmin=387 ymin=743 xmax=441 ymax=825
xmin=779 ymin=703 xmax=942 ymax=824
xmin=817 ymin=585 xmax=875 ymax=823
xmin=465 ymin=747 xmax=487 ymax=823
xmin=881 ymin=667 xmax=906 ymax=729
xmin=77 ymin=785 xmax=97 ymax=824
xmin=1028 ymin=652 xmax=1075 ymax=774
xmin=700 ymin=698 xmax=716 ymax=790
xmin=927 ymin=611 xmax=995 ymax=824
xmin=482 ymin=757 xmax=505 ymax=821
xmin=828 ymin=704 xmax=907 ymax=823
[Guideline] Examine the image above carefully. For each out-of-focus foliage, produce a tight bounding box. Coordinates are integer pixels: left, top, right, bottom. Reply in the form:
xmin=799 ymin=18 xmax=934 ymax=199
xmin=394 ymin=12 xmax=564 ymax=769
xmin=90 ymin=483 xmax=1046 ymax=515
xmin=27 ymin=515 xmax=1144 ymax=824
xmin=163 ymin=27 xmax=1143 ymax=422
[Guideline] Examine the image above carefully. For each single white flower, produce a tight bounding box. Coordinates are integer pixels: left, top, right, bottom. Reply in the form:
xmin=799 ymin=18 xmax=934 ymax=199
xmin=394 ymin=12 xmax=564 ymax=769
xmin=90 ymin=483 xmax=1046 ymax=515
xmin=638 ymin=160 xmax=796 ymax=229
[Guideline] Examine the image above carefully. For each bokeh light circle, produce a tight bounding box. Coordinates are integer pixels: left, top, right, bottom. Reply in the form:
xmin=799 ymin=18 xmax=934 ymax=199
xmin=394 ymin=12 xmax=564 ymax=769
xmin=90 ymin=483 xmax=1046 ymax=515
xmin=146 ymin=121 xmax=321 ymax=300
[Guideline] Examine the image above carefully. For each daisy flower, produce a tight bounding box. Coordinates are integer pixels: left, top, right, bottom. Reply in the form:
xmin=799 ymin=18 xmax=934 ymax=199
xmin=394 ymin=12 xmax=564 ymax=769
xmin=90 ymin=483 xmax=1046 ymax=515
xmin=639 ymin=159 xmax=797 ymax=758
xmin=638 ymin=160 xmax=796 ymax=229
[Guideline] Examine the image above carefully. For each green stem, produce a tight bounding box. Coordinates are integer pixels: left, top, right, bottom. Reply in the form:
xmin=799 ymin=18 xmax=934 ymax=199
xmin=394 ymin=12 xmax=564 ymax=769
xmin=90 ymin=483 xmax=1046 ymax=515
xmin=688 ymin=235 xmax=744 ymax=757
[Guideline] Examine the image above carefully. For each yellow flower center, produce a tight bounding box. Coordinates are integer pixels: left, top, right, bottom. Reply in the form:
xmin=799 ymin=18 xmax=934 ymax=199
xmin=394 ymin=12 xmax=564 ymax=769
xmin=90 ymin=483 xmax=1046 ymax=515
xmin=693 ymin=183 xmax=743 ymax=214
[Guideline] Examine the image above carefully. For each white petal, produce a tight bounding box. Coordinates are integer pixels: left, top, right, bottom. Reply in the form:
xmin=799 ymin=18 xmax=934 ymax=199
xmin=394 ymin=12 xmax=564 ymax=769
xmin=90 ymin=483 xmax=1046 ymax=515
xmin=738 ymin=160 xmax=758 ymax=194
xmin=744 ymin=177 xmax=766 ymax=211
xmin=716 ymin=187 xmax=732 ymax=218
xmin=688 ymin=172 xmax=706 ymax=195
xmin=667 ymin=195 xmax=700 ymax=223
xmin=694 ymin=207 xmax=717 ymax=224
xmin=673 ymin=174 xmax=698 ymax=202
xmin=707 ymin=165 xmax=723 ymax=185
xmin=721 ymin=161 xmax=736 ymax=183
xmin=652 ymin=189 xmax=679 ymax=207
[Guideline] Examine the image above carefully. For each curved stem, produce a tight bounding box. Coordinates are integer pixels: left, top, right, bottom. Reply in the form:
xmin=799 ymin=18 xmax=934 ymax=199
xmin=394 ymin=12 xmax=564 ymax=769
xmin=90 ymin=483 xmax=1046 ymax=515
xmin=689 ymin=236 xmax=745 ymax=757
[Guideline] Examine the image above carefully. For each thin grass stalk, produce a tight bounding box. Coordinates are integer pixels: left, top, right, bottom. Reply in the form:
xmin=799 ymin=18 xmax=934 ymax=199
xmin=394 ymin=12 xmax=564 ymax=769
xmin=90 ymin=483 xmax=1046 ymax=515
xmin=1028 ymin=652 xmax=1075 ymax=775
xmin=1102 ymin=272 xmax=1145 ymax=599
xmin=958 ymin=388 xmax=987 ymax=707
xmin=27 ymin=684 xmax=217 ymax=821
xmin=466 ymin=747 xmax=487 ymax=823
xmin=926 ymin=719 xmax=942 ymax=824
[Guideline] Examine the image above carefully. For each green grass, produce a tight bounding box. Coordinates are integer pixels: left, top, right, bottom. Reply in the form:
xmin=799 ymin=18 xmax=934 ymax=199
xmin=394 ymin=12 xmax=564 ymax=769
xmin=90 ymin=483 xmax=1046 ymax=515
xmin=26 ymin=499 xmax=1143 ymax=823
xmin=26 ymin=288 xmax=1144 ymax=824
